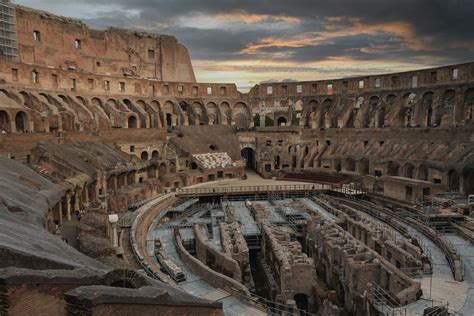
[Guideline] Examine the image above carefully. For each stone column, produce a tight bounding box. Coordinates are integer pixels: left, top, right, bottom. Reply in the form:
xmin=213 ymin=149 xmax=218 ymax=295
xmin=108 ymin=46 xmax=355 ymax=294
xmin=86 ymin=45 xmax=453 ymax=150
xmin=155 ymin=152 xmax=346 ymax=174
xmin=66 ymin=194 xmax=72 ymax=221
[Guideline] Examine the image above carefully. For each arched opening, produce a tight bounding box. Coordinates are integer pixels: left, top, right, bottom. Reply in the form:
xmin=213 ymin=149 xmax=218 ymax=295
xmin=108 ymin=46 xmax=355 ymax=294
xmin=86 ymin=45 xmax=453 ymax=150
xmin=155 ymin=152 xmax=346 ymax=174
xmin=403 ymin=163 xmax=415 ymax=179
xmin=426 ymin=107 xmax=433 ymax=127
xmin=0 ymin=110 xmax=10 ymax=132
xmin=440 ymin=89 xmax=455 ymax=126
xmin=253 ymin=113 xmax=261 ymax=127
xmin=264 ymin=115 xmax=274 ymax=127
xmin=159 ymin=163 xmax=167 ymax=175
xmin=306 ymin=100 xmax=318 ymax=128
xmin=169 ymin=162 xmax=176 ymax=174
xmin=191 ymin=162 xmax=198 ymax=170
xmin=387 ymin=161 xmax=400 ymax=176
xmin=277 ymin=116 xmax=287 ymax=126
xmin=294 ymin=293 xmax=309 ymax=314
xmin=463 ymin=88 xmax=474 ymax=123
xmin=88 ymin=181 xmax=97 ymax=202
xmin=141 ymin=151 xmax=148 ymax=161
xmin=344 ymin=158 xmax=356 ymax=172
xmin=166 ymin=113 xmax=173 ymax=127
xmin=462 ymin=167 xmax=474 ymax=195
xmin=220 ymin=102 xmax=231 ymax=125
xmin=241 ymin=147 xmax=255 ymax=170
xmin=107 ymin=175 xmax=117 ymax=193
xmin=234 ymin=113 xmax=249 ymax=129
xmin=334 ymin=158 xmax=341 ymax=172
xmin=359 ymin=158 xmax=370 ymax=175
xmin=151 ymin=150 xmax=159 ymax=159
xmin=15 ymin=111 xmax=28 ymax=132
xmin=447 ymin=169 xmax=460 ymax=192
xmin=128 ymin=116 xmax=137 ymax=128
xmin=375 ymin=106 xmax=385 ymax=128
xmin=147 ymin=165 xmax=157 ymax=179
xmin=422 ymin=92 xmax=434 ymax=127
xmin=274 ymin=155 xmax=281 ymax=169
xmin=127 ymin=171 xmax=136 ymax=185
xmin=232 ymin=102 xmax=250 ymax=129
xmin=418 ymin=164 xmax=428 ymax=181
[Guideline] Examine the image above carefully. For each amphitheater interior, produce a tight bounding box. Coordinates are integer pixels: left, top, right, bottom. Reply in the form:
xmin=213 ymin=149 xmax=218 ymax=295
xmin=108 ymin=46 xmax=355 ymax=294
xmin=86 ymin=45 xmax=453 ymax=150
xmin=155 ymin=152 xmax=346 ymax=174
xmin=0 ymin=2 xmax=473 ymax=316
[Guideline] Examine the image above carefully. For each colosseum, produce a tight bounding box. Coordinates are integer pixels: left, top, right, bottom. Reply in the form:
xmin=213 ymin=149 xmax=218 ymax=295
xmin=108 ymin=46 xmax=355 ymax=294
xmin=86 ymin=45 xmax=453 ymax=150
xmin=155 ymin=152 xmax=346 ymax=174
xmin=0 ymin=1 xmax=473 ymax=315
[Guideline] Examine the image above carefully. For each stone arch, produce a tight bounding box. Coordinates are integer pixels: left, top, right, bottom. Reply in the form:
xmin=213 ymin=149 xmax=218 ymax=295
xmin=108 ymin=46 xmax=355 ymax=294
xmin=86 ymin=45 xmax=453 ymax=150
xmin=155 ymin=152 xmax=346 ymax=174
xmin=322 ymin=98 xmax=335 ymax=128
xmin=147 ymin=165 xmax=157 ymax=179
xmin=440 ymin=89 xmax=455 ymax=127
xmin=447 ymin=169 xmax=459 ymax=192
xmin=206 ymin=102 xmax=218 ymax=125
xmin=421 ymin=92 xmax=435 ymax=127
xmin=91 ymin=97 xmax=109 ymax=117
xmin=359 ymin=158 xmax=370 ymax=175
xmin=151 ymin=150 xmax=159 ymax=159
xmin=127 ymin=115 xmax=138 ymax=128
xmin=403 ymin=162 xmax=415 ymax=179
xmin=276 ymin=116 xmax=287 ymax=126
xmin=368 ymin=96 xmax=380 ymax=128
xmin=401 ymin=93 xmax=416 ymax=127
xmin=162 ymin=101 xmax=176 ymax=126
xmin=149 ymin=100 xmax=162 ymax=127
xmin=232 ymin=102 xmax=251 ymax=129
xmin=241 ymin=147 xmax=255 ymax=169
xmin=334 ymin=158 xmax=341 ymax=172
xmin=387 ymin=161 xmax=400 ymax=176
xmin=294 ymin=293 xmax=309 ymax=314
xmin=0 ymin=110 xmax=11 ymax=132
xmin=418 ymin=164 xmax=428 ymax=181
xmin=219 ymin=102 xmax=231 ymax=125
xmin=141 ymin=151 xmax=149 ymax=161
xmin=303 ymin=100 xmax=318 ymax=128
xmin=462 ymin=167 xmax=474 ymax=195
xmin=274 ymin=155 xmax=281 ymax=169
xmin=192 ymin=102 xmax=206 ymax=125
xmin=169 ymin=162 xmax=177 ymax=174
xmin=15 ymin=111 xmax=28 ymax=132
xmin=127 ymin=171 xmax=136 ymax=185
xmin=344 ymin=157 xmax=356 ymax=172
xmin=136 ymin=99 xmax=157 ymax=128
xmin=159 ymin=163 xmax=167 ymax=175
xmin=463 ymin=87 xmax=474 ymax=124
xmin=107 ymin=174 xmax=117 ymax=193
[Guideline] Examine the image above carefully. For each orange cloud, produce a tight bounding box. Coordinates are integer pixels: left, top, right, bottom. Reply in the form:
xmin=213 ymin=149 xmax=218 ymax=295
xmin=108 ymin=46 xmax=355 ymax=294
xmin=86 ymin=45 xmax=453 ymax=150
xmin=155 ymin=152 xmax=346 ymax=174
xmin=241 ymin=17 xmax=425 ymax=55
xmin=216 ymin=11 xmax=300 ymax=24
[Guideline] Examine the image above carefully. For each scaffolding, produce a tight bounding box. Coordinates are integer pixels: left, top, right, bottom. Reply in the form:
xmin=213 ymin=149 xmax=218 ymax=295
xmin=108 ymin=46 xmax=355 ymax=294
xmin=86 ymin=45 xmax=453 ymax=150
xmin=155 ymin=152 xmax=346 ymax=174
xmin=0 ymin=0 xmax=18 ymax=60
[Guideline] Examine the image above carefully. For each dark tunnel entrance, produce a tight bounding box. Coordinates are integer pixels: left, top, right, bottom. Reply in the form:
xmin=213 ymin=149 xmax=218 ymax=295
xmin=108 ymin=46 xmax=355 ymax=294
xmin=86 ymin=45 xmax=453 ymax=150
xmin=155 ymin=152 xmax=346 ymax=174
xmin=241 ymin=147 xmax=255 ymax=170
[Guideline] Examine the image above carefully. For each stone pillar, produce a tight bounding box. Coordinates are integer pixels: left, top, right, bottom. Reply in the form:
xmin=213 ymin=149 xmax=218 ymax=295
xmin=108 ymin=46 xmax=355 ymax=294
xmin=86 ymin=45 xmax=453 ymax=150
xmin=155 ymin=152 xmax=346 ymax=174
xmin=59 ymin=201 xmax=63 ymax=226
xmin=66 ymin=194 xmax=72 ymax=221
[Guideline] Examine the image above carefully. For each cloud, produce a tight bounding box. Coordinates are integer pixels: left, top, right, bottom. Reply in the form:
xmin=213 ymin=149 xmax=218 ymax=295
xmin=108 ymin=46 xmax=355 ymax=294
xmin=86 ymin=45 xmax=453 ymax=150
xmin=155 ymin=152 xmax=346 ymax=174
xmin=14 ymin=0 xmax=474 ymax=90
xmin=215 ymin=11 xmax=300 ymax=24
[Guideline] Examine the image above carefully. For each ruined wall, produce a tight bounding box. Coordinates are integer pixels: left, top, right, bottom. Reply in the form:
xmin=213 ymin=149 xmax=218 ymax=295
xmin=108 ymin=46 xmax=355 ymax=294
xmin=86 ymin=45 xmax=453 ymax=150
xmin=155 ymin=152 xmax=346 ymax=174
xmin=219 ymin=222 xmax=253 ymax=288
xmin=14 ymin=5 xmax=195 ymax=82
xmin=193 ymin=225 xmax=242 ymax=282
xmin=261 ymin=225 xmax=316 ymax=302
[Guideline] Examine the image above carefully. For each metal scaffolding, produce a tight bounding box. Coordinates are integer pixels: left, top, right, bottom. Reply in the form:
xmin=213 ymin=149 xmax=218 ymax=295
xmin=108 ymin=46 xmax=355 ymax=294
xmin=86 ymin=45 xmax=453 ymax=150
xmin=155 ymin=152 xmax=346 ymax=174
xmin=0 ymin=0 xmax=18 ymax=60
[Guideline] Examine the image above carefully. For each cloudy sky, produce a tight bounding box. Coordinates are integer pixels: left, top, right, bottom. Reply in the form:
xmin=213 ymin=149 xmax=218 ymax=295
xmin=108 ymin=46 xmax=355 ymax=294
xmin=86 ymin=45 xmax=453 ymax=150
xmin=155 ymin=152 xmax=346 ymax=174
xmin=15 ymin=0 xmax=474 ymax=91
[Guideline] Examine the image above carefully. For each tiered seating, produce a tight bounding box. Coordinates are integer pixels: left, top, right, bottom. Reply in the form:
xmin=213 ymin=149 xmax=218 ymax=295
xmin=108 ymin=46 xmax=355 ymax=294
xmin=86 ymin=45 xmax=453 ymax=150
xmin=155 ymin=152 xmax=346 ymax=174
xmin=192 ymin=152 xmax=233 ymax=169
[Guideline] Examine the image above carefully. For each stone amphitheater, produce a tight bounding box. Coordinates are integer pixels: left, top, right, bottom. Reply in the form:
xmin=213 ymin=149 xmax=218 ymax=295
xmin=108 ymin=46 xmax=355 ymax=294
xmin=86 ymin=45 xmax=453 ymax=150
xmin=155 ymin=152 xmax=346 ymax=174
xmin=0 ymin=1 xmax=473 ymax=315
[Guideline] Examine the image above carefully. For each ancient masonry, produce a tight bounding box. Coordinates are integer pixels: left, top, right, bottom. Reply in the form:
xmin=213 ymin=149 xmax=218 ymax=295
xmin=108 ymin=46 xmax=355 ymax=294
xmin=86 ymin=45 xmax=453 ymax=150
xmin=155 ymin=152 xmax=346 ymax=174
xmin=0 ymin=1 xmax=473 ymax=316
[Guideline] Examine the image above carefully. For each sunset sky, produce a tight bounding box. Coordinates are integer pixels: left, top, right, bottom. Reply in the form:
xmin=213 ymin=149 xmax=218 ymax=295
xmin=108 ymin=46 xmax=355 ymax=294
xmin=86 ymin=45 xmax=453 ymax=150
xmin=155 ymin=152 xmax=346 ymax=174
xmin=16 ymin=0 xmax=474 ymax=92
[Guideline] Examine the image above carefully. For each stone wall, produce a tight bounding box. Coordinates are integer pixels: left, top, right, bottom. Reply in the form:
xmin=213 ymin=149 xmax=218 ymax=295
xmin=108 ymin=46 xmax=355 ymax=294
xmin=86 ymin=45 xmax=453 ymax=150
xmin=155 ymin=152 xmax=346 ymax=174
xmin=174 ymin=229 xmax=254 ymax=301
xmin=193 ymin=225 xmax=242 ymax=282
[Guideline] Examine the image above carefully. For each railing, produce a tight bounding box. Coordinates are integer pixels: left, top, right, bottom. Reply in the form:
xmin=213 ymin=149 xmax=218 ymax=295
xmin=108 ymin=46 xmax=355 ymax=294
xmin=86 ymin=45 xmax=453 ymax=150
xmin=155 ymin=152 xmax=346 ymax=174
xmin=176 ymin=183 xmax=369 ymax=197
